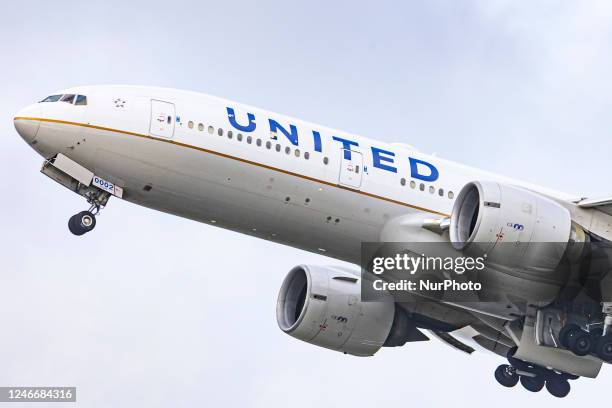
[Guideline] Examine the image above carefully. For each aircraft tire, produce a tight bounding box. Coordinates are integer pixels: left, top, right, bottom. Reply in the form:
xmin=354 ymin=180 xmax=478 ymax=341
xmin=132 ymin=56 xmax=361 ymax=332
xmin=594 ymin=334 xmax=612 ymax=362
xmin=68 ymin=214 xmax=85 ymax=236
xmin=520 ymin=375 xmax=544 ymax=392
xmin=545 ymin=378 xmax=570 ymax=398
xmin=68 ymin=211 xmax=96 ymax=236
xmin=494 ymin=364 xmax=519 ymax=388
xmin=559 ymin=324 xmax=581 ymax=348
xmin=567 ymin=330 xmax=592 ymax=356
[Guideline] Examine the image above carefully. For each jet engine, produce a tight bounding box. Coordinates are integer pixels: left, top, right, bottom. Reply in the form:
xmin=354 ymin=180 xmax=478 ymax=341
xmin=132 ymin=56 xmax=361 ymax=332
xmin=276 ymin=265 xmax=419 ymax=356
xmin=449 ymin=181 xmax=573 ymax=272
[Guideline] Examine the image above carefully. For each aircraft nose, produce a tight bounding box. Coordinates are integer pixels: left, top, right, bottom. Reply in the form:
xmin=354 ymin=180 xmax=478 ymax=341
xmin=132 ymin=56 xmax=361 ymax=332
xmin=14 ymin=104 xmax=42 ymax=144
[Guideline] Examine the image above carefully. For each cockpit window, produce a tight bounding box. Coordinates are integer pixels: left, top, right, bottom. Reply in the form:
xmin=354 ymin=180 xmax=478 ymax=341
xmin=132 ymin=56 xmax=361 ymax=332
xmin=75 ymin=95 xmax=87 ymax=105
xmin=60 ymin=94 xmax=76 ymax=104
xmin=40 ymin=95 xmax=62 ymax=102
xmin=38 ymin=93 xmax=88 ymax=105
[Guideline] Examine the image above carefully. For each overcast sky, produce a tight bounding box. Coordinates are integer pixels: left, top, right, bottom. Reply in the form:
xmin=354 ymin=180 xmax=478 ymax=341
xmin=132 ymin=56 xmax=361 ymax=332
xmin=2 ymin=1 xmax=612 ymax=407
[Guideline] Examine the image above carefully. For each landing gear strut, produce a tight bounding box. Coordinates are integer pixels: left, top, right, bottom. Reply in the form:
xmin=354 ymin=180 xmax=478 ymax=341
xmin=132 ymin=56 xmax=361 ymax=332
xmin=68 ymin=202 xmax=100 ymax=236
xmin=493 ymin=347 xmax=577 ymax=398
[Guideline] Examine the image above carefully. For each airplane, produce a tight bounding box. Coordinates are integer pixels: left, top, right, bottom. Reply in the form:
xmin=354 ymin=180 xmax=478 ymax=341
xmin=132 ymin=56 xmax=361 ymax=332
xmin=13 ymin=85 xmax=612 ymax=398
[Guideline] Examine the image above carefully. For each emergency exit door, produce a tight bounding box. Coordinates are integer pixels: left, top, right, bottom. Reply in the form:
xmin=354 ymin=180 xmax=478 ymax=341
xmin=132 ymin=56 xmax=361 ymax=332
xmin=338 ymin=149 xmax=363 ymax=189
xmin=149 ymin=100 xmax=176 ymax=138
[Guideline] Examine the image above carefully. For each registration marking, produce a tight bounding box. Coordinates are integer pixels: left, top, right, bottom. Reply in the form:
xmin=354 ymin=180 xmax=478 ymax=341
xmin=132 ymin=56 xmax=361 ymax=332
xmin=92 ymin=175 xmax=123 ymax=198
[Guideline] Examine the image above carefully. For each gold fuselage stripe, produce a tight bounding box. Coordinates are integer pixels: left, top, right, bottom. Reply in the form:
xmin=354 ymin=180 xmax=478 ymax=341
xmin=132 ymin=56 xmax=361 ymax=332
xmin=14 ymin=116 xmax=450 ymax=217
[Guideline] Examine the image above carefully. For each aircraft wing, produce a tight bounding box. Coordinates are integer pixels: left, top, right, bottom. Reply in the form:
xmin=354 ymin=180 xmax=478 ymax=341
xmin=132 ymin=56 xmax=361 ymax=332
xmin=576 ymin=196 xmax=612 ymax=216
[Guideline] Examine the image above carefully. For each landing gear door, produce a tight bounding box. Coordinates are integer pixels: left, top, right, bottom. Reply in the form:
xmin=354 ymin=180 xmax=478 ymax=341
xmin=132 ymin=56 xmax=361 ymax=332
xmin=149 ymin=100 xmax=175 ymax=138
xmin=338 ymin=149 xmax=363 ymax=189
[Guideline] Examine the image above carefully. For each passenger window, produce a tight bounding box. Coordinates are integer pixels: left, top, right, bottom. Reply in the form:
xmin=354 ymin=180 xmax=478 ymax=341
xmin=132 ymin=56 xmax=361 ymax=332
xmin=237 ymin=133 xmax=243 ymax=142
xmin=410 ymin=181 xmax=416 ymax=189
xmin=228 ymin=130 xmax=233 ymax=139
xmin=218 ymin=128 xmax=224 ymax=136
xmin=400 ymin=178 xmax=406 ymax=186
xmin=266 ymin=141 xmax=272 ymax=149
xmin=419 ymin=183 xmax=425 ymax=191
xmin=188 ymin=121 xmax=194 ymax=129
xmin=429 ymin=186 xmax=435 ymax=194
xmin=294 ymin=149 xmax=300 ymax=157
xmin=275 ymin=144 xmax=281 ymax=152
xmin=60 ymin=94 xmax=76 ymax=104
xmin=256 ymin=139 xmax=262 ymax=147
xmin=208 ymin=126 xmax=214 ymax=134
xmin=247 ymin=136 xmax=252 ymax=144
xmin=448 ymin=191 xmax=454 ymax=199
xmin=198 ymin=123 xmax=204 ymax=131
xmin=438 ymin=188 xmax=444 ymax=197
xmin=40 ymin=95 xmax=62 ymax=103
xmin=304 ymin=152 xmax=310 ymax=160
xmin=75 ymin=95 xmax=87 ymax=105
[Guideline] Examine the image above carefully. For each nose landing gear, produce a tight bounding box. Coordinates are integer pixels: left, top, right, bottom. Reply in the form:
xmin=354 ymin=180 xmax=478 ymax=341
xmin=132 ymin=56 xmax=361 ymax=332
xmin=68 ymin=210 xmax=97 ymax=236
xmin=68 ymin=200 xmax=101 ymax=236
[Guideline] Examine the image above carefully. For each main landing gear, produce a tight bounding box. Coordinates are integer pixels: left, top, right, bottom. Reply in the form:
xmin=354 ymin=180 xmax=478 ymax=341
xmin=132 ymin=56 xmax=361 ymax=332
xmin=559 ymin=322 xmax=612 ymax=362
xmin=68 ymin=202 xmax=100 ymax=236
xmin=494 ymin=347 xmax=578 ymax=398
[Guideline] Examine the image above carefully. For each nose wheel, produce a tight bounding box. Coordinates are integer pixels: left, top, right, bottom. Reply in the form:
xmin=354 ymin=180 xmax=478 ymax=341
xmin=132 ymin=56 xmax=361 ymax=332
xmin=68 ymin=200 xmax=101 ymax=236
xmin=68 ymin=211 xmax=97 ymax=235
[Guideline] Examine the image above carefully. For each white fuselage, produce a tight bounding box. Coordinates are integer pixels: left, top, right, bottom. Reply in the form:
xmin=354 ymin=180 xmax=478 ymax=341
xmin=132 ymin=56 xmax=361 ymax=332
xmin=14 ymin=85 xmax=576 ymax=263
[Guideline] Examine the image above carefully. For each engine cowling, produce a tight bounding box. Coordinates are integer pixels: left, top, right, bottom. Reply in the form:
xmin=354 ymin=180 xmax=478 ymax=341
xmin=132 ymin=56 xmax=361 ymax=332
xmin=276 ymin=265 xmax=396 ymax=356
xmin=449 ymin=181 xmax=572 ymax=271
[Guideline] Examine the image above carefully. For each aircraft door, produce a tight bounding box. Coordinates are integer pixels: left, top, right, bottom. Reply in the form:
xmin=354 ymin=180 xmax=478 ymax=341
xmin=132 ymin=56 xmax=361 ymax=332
xmin=149 ymin=99 xmax=176 ymax=138
xmin=338 ymin=149 xmax=363 ymax=189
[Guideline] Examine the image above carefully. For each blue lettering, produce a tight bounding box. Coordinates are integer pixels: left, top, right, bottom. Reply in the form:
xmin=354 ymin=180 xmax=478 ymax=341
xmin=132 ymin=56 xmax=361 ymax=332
xmin=332 ymin=136 xmax=359 ymax=160
xmin=371 ymin=147 xmax=397 ymax=173
xmin=269 ymin=119 xmax=298 ymax=146
xmin=409 ymin=158 xmax=439 ymax=182
xmin=227 ymin=107 xmax=256 ymax=132
xmin=312 ymin=130 xmax=322 ymax=153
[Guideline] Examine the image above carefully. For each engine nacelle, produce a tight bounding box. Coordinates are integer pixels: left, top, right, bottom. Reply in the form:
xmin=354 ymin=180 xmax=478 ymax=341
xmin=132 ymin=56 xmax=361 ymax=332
xmin=276 ymin=265 xmax=396 ymax=356
xmin=449 ymin=181 xmax=572 ymax=272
